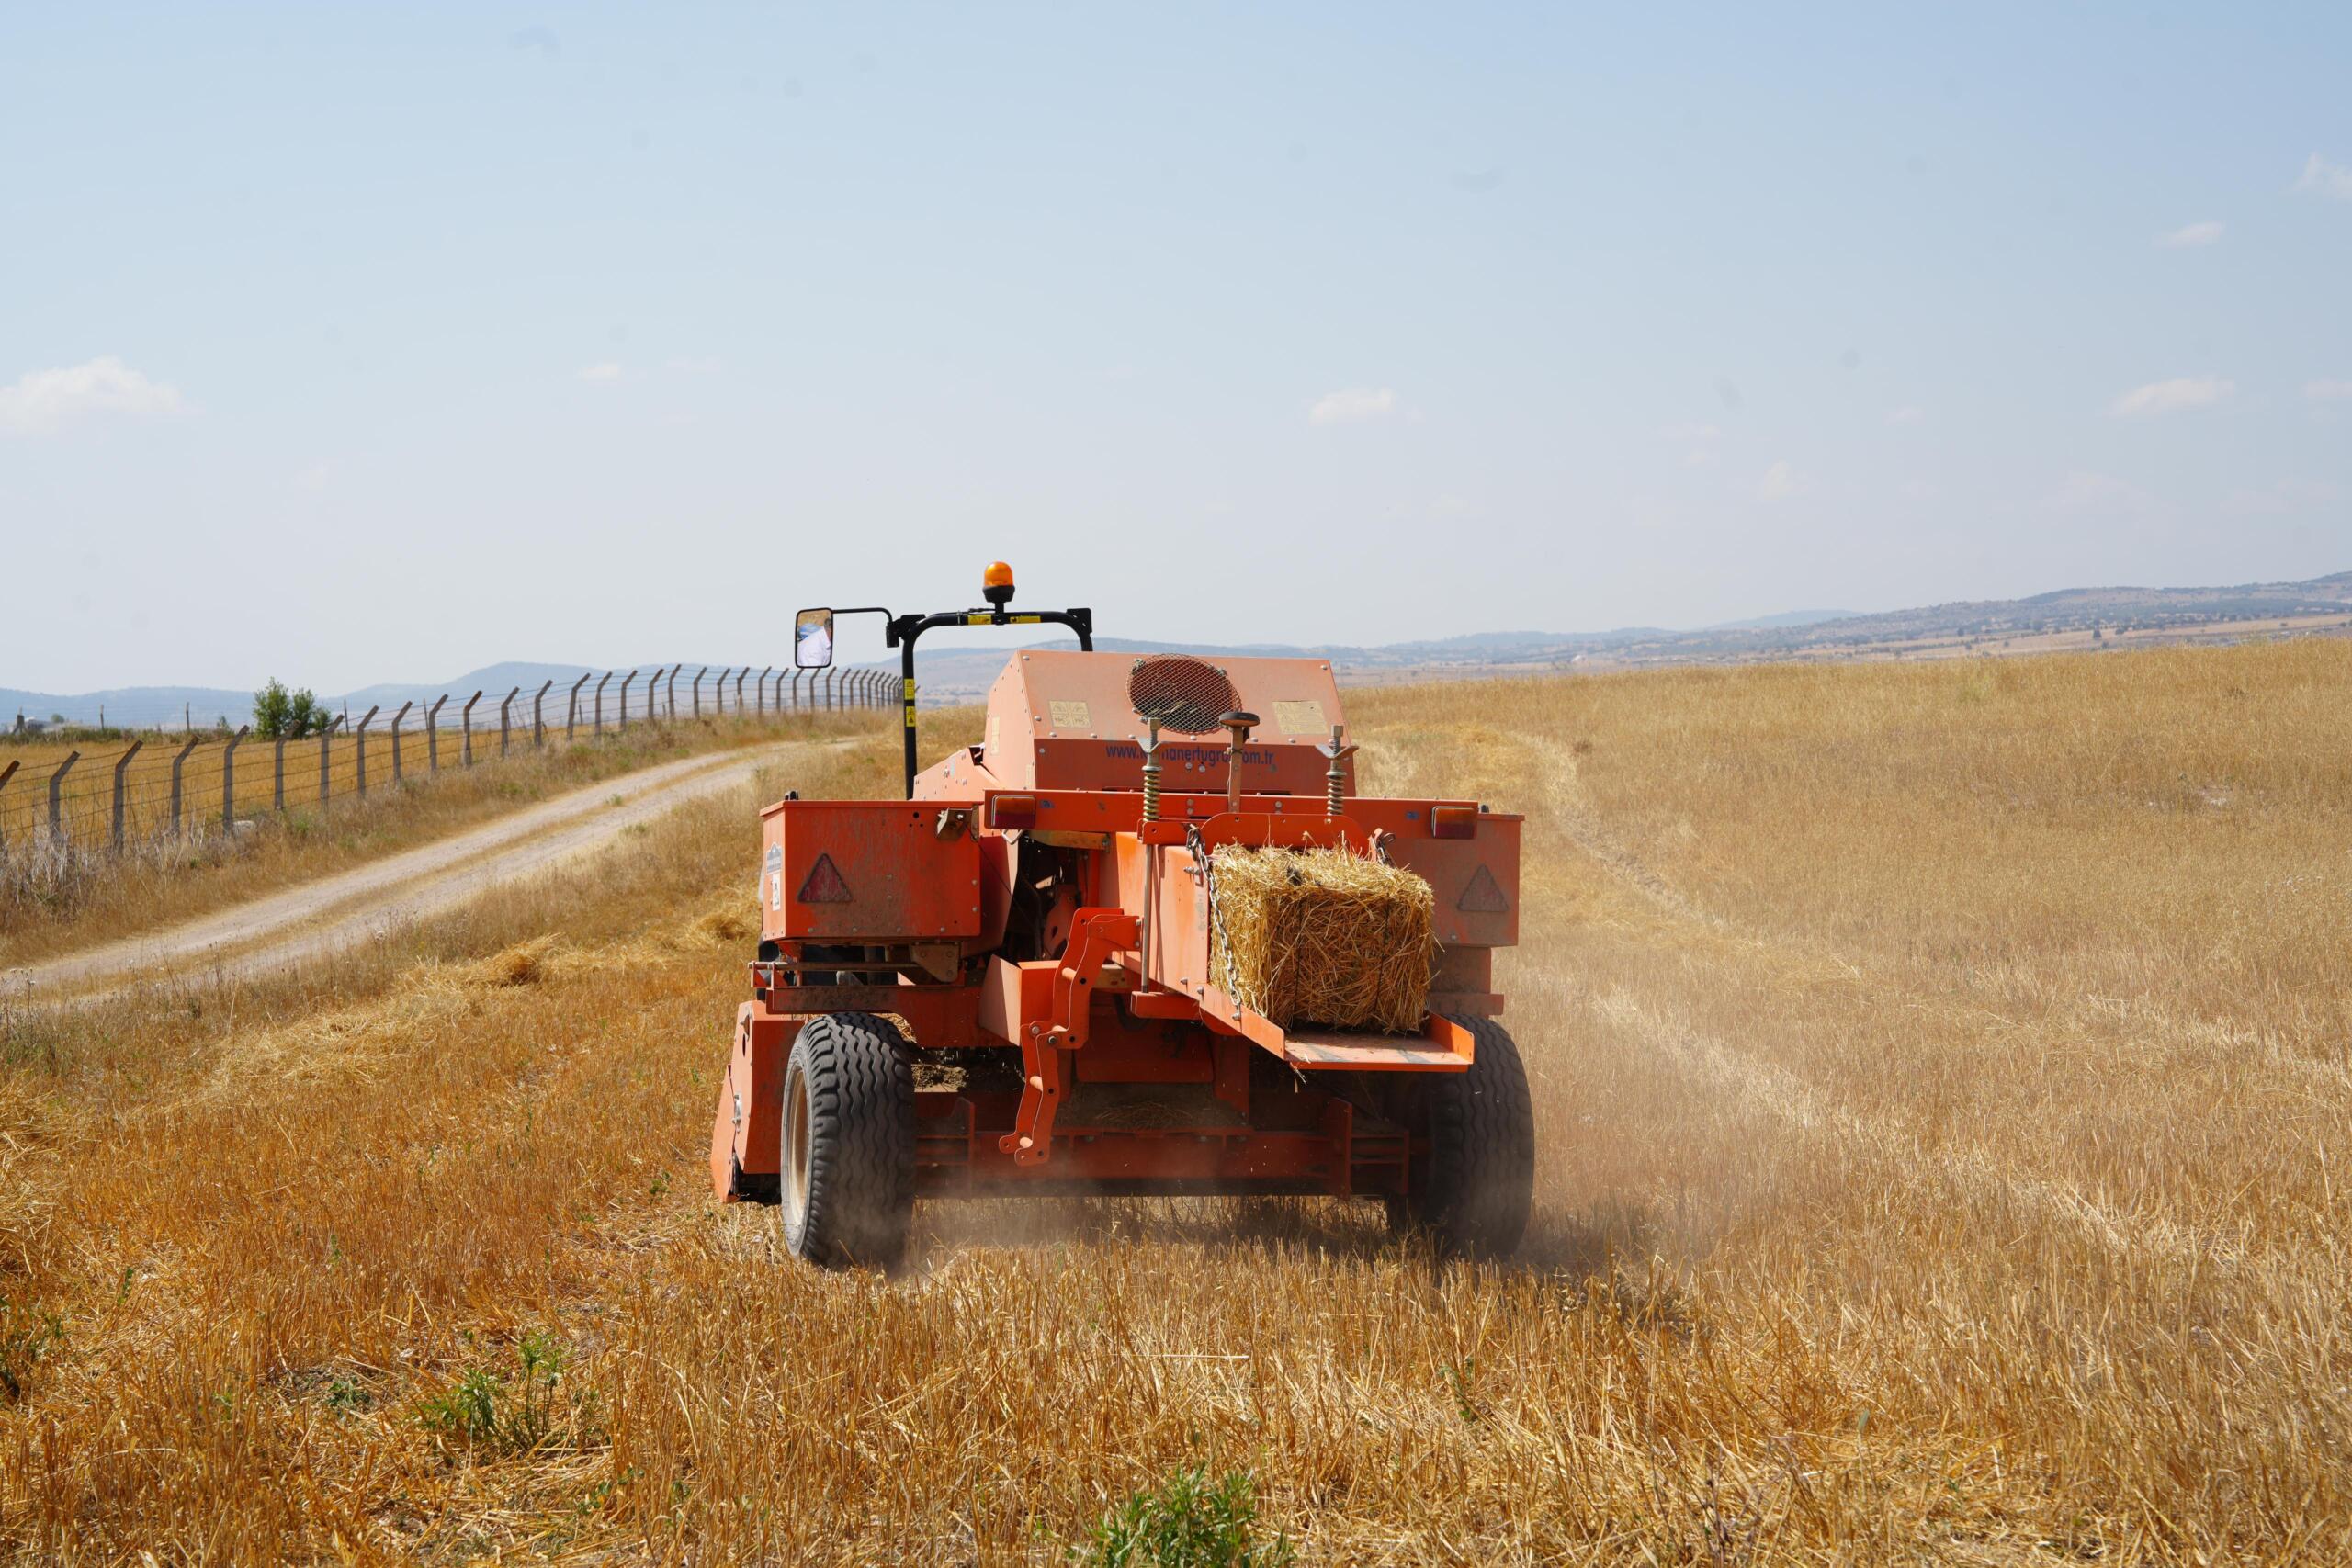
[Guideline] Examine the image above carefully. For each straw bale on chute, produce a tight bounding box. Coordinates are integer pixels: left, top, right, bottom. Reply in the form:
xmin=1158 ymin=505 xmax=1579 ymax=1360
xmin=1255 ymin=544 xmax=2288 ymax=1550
xmin=1204 ymin=843 xmax=1439 ymax=1032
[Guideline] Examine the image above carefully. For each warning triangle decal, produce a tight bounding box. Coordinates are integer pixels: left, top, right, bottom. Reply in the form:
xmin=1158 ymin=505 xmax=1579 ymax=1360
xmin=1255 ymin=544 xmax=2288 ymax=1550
xmin=1456 ymin=863 xmax=1510 ymax=914
xmin=796 ymin=853 xmax=853 ymax=904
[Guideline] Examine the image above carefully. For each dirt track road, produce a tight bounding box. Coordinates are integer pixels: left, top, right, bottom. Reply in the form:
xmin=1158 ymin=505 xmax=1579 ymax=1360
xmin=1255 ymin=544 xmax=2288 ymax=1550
xmin=6 ymin=740 xmax=813 ymax=1002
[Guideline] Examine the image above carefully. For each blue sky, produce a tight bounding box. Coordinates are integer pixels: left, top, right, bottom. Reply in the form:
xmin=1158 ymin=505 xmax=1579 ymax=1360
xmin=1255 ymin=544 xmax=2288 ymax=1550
xmin=4 ymin=3 xmax=2348 ymax=692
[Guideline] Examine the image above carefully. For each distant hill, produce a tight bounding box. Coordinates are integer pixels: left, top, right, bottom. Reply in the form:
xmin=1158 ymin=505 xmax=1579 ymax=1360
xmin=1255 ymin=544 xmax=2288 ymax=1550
xmin=9 ymin=570 xmax=2349 ymax=729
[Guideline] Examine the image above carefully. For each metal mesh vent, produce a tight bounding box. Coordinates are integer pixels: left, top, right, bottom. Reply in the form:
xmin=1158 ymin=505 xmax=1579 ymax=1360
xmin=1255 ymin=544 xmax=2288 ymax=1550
xmin=1127 ymin=656 xmax=1237 ymax=736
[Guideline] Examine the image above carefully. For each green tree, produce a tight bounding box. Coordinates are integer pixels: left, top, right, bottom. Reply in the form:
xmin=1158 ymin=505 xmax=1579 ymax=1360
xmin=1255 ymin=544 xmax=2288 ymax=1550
xmin=253 ymin=678 xmax=331 ymax=739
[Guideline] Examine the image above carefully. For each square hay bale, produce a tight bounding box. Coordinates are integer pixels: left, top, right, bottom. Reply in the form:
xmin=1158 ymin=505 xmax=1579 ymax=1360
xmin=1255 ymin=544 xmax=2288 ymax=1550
xmin=1206 ymin=844 xmax=1439 ymax=1032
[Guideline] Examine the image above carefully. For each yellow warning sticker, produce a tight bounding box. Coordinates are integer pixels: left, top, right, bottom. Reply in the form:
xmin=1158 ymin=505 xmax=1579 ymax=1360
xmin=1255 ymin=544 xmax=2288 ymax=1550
xmin=985 ymin=715 xmax=1001 ymax=756
xmin=1272 ymin=699 xmax=1328 ymax=734
xmin=1048 ymin=700 xmax=1091 ymax=730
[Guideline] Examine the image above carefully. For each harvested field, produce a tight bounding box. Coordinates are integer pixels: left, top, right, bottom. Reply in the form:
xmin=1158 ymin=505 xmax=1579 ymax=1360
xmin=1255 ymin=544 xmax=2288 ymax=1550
xmin=1 ymin=639 xmax=2347 ymax=1562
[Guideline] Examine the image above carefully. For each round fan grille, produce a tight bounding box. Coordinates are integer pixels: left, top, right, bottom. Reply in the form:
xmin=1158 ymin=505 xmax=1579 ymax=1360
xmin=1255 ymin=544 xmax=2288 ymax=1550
xmin=1127 ymin=656 xmax=1237 ymax=736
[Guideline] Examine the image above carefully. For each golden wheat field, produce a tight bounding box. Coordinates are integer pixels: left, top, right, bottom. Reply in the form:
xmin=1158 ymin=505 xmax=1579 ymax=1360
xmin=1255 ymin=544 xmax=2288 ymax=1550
xmin=2 ymin=638 xmax=2348 ymax=1563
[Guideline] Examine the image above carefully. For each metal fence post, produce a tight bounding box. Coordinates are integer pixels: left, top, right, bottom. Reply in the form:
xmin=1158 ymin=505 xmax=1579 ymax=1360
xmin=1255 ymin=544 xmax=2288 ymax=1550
xmin=354 ymin=706 xmax=379 ymax=797
xmin=169 ymin=735 xmax=202 ymax=836
xmin=664 ymin=663 xmax=681 ymax=720
xmin=426 ymin=695 xmax=447 ymax=773
xmin=221 ymin=726 xmax=249 ymax=829
xmin=460 ymin=690 xmax=482 ymax=766
xmin=617 ymin=671 xmax=637 ymax=732
xmin=274 ymin=738 xmax=287 ymax=810
xmin=735 ymin=665 xmax=750 ymax=713
xmin=533 ymin=680 xmax=552 ymax=747
xmin=0 ymin=759 xmax=17 ymax=851
xmin=567 ymin=674 xmax=589 ymax=741
xmin=787 ymin=670 xmax=803 ymax=712
xmin=111 ymin=740 xmax=145 ymax=852
xmin=48 ymin=752 xmax=80 ymax=841
xmin=692 ymin=666 xmax=707 ymax=719
xmin=319 ymin=717 xmax=340 ymax=809
xmin=592 ymin=672 xmax=610 ymax=736
xmin=389 ymin=701 xmax=413 ymax=785
xmin=47 ymin=752 xmax=80 ymax=841
xmin=499 ymin=686 xmax=518 ymax=757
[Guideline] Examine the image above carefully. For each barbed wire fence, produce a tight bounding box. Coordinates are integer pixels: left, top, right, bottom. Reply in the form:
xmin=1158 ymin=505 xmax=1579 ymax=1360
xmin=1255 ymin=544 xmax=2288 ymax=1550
xmin=1 ymin=663 xmax=892 ymax=862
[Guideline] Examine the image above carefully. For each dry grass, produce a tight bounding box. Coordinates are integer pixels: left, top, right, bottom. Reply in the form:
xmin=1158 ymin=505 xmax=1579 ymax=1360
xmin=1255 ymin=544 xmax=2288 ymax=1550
xmin=1206 ymin=844 xmax=1437 ymax=1032
xmin=0 ymin=711 xmax=876 ymax=969
xmin=1 ymin=645 xmax=2348 ymax=1562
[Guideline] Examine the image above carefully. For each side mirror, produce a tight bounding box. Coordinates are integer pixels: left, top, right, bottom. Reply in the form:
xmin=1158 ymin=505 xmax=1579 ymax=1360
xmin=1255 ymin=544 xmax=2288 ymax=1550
xmin=795 ymin=608 xmax=835 ymax=669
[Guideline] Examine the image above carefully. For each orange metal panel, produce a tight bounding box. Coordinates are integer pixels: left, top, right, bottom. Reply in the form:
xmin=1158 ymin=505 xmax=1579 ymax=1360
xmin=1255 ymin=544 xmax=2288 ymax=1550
xmin=711 ymin=1002 xmax=793 ymax=1198
xmin=979 ymin=650 xmax=1351 ymax=795
xmin=757 ymin=799 xmax=982 ymax=942
xmin=978 ymin=958 xmax=1057 ymax=1044
xmin=1386 ymin=817 xmax=1521 ymax=948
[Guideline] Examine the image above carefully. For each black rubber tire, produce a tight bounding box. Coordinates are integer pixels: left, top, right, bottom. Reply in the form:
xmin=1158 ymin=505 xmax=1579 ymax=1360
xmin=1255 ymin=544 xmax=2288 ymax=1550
xmin=778 ymin=1012 xmax=915 ymax=1269
xmin=1388 ymin=1015 xmax=1536 ymax=1258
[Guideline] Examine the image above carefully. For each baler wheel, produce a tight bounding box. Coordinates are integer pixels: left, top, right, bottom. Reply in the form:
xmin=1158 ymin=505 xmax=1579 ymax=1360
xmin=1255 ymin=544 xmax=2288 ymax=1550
xmin=1387 ymin=1015 xmax=1535 ymax=1258
xmin=779 ymin=1012 xmax=916 ymax=1269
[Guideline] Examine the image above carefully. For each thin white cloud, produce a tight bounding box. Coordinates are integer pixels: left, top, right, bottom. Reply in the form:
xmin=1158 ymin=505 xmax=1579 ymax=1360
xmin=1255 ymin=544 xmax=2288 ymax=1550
xmin=1884 ymin=405 xmax=1924 ymax=426
xmin=2109 ymin=377 xmax=2233 ymax=418
xmin=1666 ymin=421 xmax=1722 ymax=468
xmin=2156 ymin=220 xmax=2223 ymax=249
xmin=2294 ymin=152 xmax=2352 ymax=202
xmin=2304 ymin=379 xmax=2352 ymax=402
xmin=577 ymin=361 xmax=623 ymax=384
xmin=2043 ymin=470 xmax=2150 ymax=514
xmin=0 ymin=355 xmax=183 ymax=434
xmin=1306 ymin=387 xmax=1396 ymax=425
xmin=1757 ymin=460 xmax=1803 ymax=501
xmin=664 ymin=355 xmax=722 ymax=374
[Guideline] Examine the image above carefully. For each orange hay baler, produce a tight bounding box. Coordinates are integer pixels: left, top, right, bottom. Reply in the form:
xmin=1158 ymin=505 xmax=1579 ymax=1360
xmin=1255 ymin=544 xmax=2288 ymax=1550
xmin=711 ymin=565 xmax=1533 ymax=1267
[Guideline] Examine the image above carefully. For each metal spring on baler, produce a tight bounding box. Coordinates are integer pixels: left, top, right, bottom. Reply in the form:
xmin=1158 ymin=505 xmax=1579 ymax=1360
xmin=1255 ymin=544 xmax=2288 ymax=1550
xmin=1319 ymin=724 xmax=1357 ymax=817
xmin=1138 ymin=720 xmax=1163 ymax=821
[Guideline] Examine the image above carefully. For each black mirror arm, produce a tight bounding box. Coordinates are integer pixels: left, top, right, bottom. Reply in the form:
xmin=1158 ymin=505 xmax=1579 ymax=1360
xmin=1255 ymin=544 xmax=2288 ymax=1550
xmin=888 ymin=606 xmax=1094 ymax=797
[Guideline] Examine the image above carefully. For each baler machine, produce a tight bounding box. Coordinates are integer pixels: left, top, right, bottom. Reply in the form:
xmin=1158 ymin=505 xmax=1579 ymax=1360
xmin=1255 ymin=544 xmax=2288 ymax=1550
xmin=712 ymin=564 xmax=1535 ymax=1266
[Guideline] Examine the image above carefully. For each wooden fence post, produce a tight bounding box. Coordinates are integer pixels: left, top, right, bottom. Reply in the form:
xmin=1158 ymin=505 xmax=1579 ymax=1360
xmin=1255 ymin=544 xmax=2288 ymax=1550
xmin=0 ymin=759 xmax=17 ymax=851
xmin=353 ymin=706 xmax=379 ymax=797
xmin=48 ymin=752 xmax=80 ymax=841
xmin=221 ymin=726 xmax=249 ymax=829
xmin=460 ymin=691 xmax=482 ymax=766
xmin=169 ymin=735 xmax=202 ymax=836
xmin=389 ymin=702 xmax=413 ymax=786
xmin=111 ymin=740 xmax=144 ymax=851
